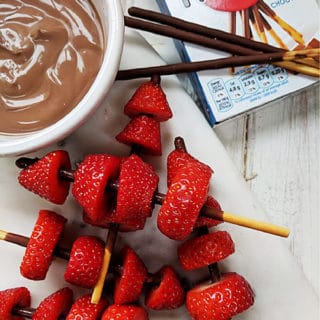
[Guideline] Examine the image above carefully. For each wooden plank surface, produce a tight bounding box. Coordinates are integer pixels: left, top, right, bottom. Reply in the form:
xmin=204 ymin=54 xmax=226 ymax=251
xmin=214 ymin=84 xmax=319 ymax=296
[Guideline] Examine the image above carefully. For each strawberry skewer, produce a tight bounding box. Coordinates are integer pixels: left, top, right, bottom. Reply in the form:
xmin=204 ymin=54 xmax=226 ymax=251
xmin=0 ymin=287 xmax=74 ymax=320
xmin=15 ymin=153 xmax=290 ymax=238
xmin=167 ymin=138 xmax=254 ymax=319
xmin=161 ymin=137 xmax=254 ymax=319
xmin=11 ymin=303 xmax=147 ymax=320
xmin=0 ymin=224 xmax=184 ymax=292
xmin=1 ymin=286 xmax=145 ymax=320
xmin=0 ymin=225 xmax=185 ymax=310
xmin=170 ymin=137 xmax=234 ymax=284
xmin=93 ymin=74 xmax=173 ymax=303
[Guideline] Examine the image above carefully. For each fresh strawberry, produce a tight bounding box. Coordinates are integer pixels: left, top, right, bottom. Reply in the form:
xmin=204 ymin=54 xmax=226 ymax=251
xmin=145 ymin=266 xmax=185 ymax=310
xmin=157 ymin=161 xmax=213 ymax=240
xmin=101 ymin=304 xmax=149 ymax=320
xmin=186 ymin=272 xmax=254 ymax=320
xmin=115 ymin=115 xmax=162 ymax=156
xmin=167 ymin=147 xmax=221 ymax=229
xmin=113 ymin=154 xmax=159 ymax=224
xmin=32 ymin=287 xmax=74 ymax=320
xmin=72 ymin=154 xmax=121 ymax=222
xmin=20 ymin=210 xmax=67 ymax=280
xmin=194 ymin=195 xmax=222 ymax=229
xmin=178 ymin=231 xmax=235 ymax=270
xmin=18 ymin=150 xmax=71 ymax=204
xmin=113 ymin=246 xmax=148 ymax=305
xmin=167 ymin=148 xmax=198 ymax=187
xmin=124 ymin=81 xmax=173 ymax=122
xmin=64 ymin=236 xmax=104 ymax=288
xmin=0 ymin=287 xmax=31 ymax=320
xmin=66 ymin=294 xmax=108 ymax=320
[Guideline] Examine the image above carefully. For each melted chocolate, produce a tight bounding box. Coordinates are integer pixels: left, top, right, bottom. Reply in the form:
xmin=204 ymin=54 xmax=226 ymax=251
xmin=0 ymin=0 xmax=104 ymax=133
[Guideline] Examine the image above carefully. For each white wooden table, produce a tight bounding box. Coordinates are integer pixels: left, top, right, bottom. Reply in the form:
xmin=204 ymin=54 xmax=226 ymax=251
xmin=125 ymin=0 xmax=319 ymax=301
xmin=214 ymin=83 xmax=319 ymax=298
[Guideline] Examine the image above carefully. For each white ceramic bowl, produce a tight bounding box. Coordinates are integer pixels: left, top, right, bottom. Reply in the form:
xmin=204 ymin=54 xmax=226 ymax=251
xmin=0 ymin=0 xmax=124 ymax=157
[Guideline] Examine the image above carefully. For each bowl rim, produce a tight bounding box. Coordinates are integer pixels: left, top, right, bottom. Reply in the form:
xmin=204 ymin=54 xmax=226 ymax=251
xmin=0 ymin=0 xmax=124 ymax=157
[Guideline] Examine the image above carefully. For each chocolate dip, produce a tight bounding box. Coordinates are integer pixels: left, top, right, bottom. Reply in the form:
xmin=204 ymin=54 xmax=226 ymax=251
xmin=0 ymin=0 xmax=104 ymax=134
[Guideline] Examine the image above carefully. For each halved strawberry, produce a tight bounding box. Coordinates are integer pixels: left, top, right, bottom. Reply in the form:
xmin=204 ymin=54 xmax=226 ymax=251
xmin=66 ymin=294 xmax=108 ymax=320
xmin=167 ymin=148 xmax=198 ymax=187
xmin=64 ymin=236 xmax=104 ymax=288
xmin=72 ymin=154 xmax=121 ymax=222
xmin=186 ymin=272 xmax=254 ymax=320
xmin=157 ymin=161 xmax=213 ymax=240
xmin=20 ymin=210 xmax=67 ymax=280
xmin=32 ymin=287 xmax=74 ymax=320
xmin=113 ymin=246 xmax=148 ymax=305
xmin=178 ymin=231 xmax=235 ymax=270
xmin=194 ymin=196 xmax=222 ymax=229
xmin=115 ymin=115 xmax=162 ymax=156
xmin=124 ymin=81 xmax=173 ymax=122
xmin=113 ymin=154 xmax=159 ymax=224
xmin=0 ymin=287 xmax=31 ymax=320
xmin=101 ymin=304 xmax=148 ymax=320
xmin=18 ymin=150 xmax=71 ymax=204
xmin=167 ymin=147 xmax=221 ymax=229
xmin=145 ymin=266 xmax=185 ymax=310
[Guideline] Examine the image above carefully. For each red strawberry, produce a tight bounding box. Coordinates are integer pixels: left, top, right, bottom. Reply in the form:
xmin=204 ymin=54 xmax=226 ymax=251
xmin=167 ymin=148 xmax=221 ymax=229
xmin=167 ymin=148 xmax=198 ymax=187
xmin=66 ymin=294 xmax=108 ymax=320
xmin=205 ymin=0 xmax=258 ymax=12
xmin=0 ymin=287 xmax=31 ymax=320
xmin=18 ymin=150 xmax=71 ymax=204
xmin=178 ymin=231 xmax=235 ymax=270
xmin=32 ymin=287 xmax=74 ymax=320
xmin=157 ymin=161 xmax=213 ymax=240
xmin=124 ymin=81 xmax=172 ymax=122
xmin=194 ymin=195 xmax=222 ymax=229
xmin=145 ymin=266 xmax=185 ymax=310
xmin=115 ymin=115 xmax=162 ymax=156
xmin=101 ymin=304 xmax=149 ymax=320
xmin=186 ymin=272 xmax=254 ymax=320
xmin=113 ymin=246 xmax=148 ymax=305
xmin=113 ymin=154 xmax=159 ymax=224
xmin=64 ymin=236 xmax=104 ymax=288
xmin=72 ymin=154 xmax=121 ymax=222
xmin=20 ymin=210 xmax=67 ymax=280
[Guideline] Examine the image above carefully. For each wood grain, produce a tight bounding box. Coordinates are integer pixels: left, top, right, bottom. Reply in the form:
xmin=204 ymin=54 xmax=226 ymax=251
xmin=215 ymin=84 xmax=320 ymax=296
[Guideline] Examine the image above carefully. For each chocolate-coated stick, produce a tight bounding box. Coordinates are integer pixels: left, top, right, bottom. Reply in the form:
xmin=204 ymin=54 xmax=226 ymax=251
xmin=259 ymin=11 xmax=287 ymax=49
xmin=125 ymin=7 xmax=318 ymax=76
xmin=12 ymin=306 xmax=35 ymax=318
xmin=0 ymin=230 xmax=70 ymax=260
xmin=15 ymin=153 xmax=290 ymax=238
xmin=116 ymin=48 xmax=320 ymax=80
xmin=257 ymin=0 xmax=304 ymax=45
xmin=252 ymin=4 xmax=267 ymax=43
xmin=241 ymin=9 xmax=251 ymax=39
xmin=229 ymin=11 xmax=237 ymax=74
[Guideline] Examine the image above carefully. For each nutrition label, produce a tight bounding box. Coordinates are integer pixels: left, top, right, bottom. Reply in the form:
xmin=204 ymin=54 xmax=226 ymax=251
xmin=207 ymin=65 xmax=288 ymax=113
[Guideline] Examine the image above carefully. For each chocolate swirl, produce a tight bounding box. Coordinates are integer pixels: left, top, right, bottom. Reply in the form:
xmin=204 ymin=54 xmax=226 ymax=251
xmin=0 ymin=0 xmax=104 ymax=134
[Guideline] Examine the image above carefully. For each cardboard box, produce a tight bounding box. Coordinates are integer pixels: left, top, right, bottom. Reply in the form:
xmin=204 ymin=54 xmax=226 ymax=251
xmin=156 ymin=0 xmax=319 ymax=125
